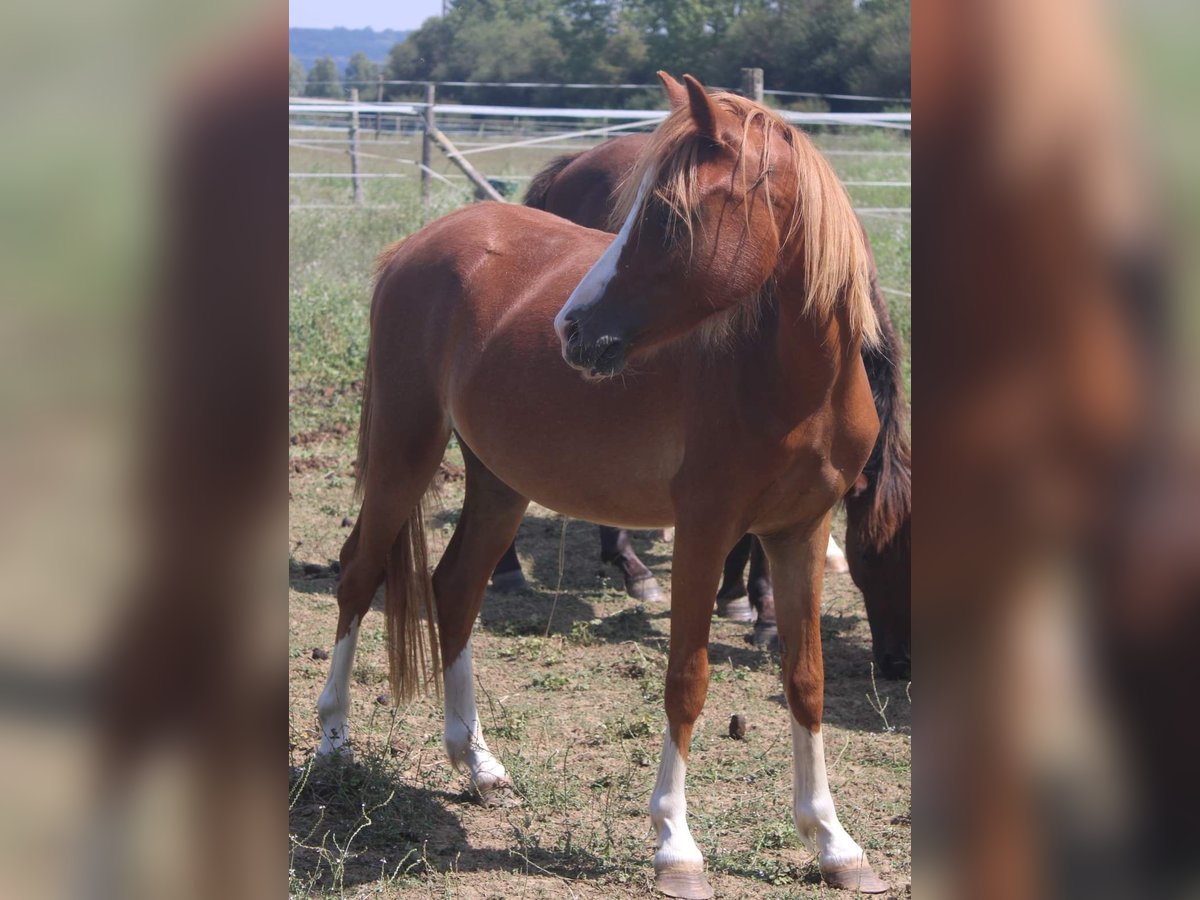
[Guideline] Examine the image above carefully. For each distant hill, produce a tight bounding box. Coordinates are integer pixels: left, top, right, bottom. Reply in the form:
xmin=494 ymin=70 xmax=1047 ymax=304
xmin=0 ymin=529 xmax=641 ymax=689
xmin=289 ymin=27 xmax=411 ymax=72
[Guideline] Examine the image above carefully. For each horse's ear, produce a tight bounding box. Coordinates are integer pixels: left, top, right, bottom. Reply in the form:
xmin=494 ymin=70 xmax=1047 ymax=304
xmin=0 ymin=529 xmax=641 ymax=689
xmin=682 ymin=74 xmax=721 ymax=141
xmin=656 ymin=71 xmax=687 ymax=111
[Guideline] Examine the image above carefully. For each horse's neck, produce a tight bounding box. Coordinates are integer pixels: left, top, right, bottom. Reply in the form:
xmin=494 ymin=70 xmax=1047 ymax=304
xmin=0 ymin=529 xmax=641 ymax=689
xmin=754 ymin=254 xmax=843 ymax=409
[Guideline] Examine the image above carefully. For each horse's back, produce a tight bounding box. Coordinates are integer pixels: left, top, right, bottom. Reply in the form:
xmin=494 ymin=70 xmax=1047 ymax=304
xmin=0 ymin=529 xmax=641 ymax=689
xmin=372 ymin=204 xmax=608 ymax=342
xmin=538 ymin=135 xmax=649 ymax=229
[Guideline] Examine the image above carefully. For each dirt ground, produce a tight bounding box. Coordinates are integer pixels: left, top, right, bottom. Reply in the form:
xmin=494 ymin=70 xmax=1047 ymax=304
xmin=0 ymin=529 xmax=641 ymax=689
xmin=288 ymin=431 xmax=911 ymax=899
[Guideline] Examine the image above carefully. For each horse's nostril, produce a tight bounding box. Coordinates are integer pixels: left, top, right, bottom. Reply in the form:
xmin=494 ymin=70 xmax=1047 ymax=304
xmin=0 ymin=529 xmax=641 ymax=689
xmin=562 ymin=317 xmax=581 ymax=346
xmin=591 ymin=335 xmax=625 ymax=374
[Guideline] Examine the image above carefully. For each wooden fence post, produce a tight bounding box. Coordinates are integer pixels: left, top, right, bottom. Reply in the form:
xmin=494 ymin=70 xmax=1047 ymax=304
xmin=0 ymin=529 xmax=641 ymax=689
xmin=349 ymin=88 xmax=364 ymax=205
xmin=426 ymin=126 xmax=505 ymax=202
xmin=421 ymin=82 xmax=435 ymax=216
xmin=375 ymin=73 xmax=384 ymax=139
xmin=740 ymin=67 xmax=764 ymax=103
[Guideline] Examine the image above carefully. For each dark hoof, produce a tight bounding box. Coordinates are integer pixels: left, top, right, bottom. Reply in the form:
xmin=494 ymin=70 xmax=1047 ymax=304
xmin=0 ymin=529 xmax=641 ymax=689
xmin=716 ymin=595 xmax=754 ymax=622
xmin=822 ymin=860 xmax=890 ymax=893
xmin=655 ymin=865 xmax=714 ymax=899
xmin=747 ymin=621 xmax=778 ymax=649
xmin=490 ymin=569 xmax=530 ymax=593
xmin=627 ymin=575 xmax=665 ymax=603
xmin=475 ymin=778 xmax=522 ymax=808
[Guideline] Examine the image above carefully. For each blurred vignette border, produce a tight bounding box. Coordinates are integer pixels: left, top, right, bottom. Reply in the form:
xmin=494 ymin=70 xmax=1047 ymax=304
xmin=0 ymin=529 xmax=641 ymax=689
xmin=915 ymin=0 xmax=1199 ymax=898
xmin=0 ymin=1 xmax=287 ymax=898
xmin=0 ymin=0 xmax=1197 ymax=897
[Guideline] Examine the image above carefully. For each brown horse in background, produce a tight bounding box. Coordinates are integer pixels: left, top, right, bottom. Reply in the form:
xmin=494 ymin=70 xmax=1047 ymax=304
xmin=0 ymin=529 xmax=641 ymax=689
xmin=318 ymin=74 xmax=889 ymax=894
xmin=500 ymin=121 xmax=911 ymax=676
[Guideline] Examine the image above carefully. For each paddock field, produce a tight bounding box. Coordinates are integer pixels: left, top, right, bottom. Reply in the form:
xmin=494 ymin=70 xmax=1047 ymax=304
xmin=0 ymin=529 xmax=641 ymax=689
xmin=288 ymin=122 xmax=911 ymax=898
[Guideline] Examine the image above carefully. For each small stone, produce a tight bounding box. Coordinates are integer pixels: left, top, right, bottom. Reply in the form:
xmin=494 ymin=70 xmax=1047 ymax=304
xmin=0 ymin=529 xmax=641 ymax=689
xmin=375 ymin=693 xmax=391 ymax=706
xmin=341 ymin=516 xmax=354 ymax=527
xmin=311 ymin=647 xmax=329 ymax=661
xmin=729 ymin=713 xmax=747 ymax=740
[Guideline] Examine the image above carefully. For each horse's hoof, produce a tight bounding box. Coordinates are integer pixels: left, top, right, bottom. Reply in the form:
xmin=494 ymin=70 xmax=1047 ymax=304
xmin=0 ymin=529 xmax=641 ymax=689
xmin=475 ymin=778 xmax=522 ymax=808
xmin=716 ymin=595 xmax=754 ymax=622
xmin=747 ymin=621 xmax=778 ymax=650
xmin=821 ymin=860 xmax=889 ymax=893
xmin=655 ymin=865 xmax=714 ymax=899
xmin=627 ymin=575 xmax=665 ymax=603
xmin=490 ymin=569 xmax=530 ymax=593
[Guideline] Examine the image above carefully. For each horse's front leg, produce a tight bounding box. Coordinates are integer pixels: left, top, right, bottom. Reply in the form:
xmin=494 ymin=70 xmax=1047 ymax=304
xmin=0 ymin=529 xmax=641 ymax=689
xmin=650 ymin=523 xmax=731 ymax=900
xmin=760 ymin=515 xmax=890 ymax=893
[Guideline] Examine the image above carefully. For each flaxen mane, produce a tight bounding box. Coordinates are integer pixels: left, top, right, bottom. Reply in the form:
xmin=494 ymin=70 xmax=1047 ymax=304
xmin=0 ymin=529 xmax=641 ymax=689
xmin=610 ymin=91 xmax=879 ymax=347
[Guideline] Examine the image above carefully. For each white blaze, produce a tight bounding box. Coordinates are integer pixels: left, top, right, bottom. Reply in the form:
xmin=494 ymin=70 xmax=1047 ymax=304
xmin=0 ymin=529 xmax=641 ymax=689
xmin=791 ymin=720 xmax=867 ymax=870
xmin=316 ymin=616 xmax=360 ymax=755
xmin=553 ymin=169 xmax=655 ymax=347
xmin=649 ymin=731 xmax=704 ymax=871
xmin=443 ymin=638 xmax=508 ymax=790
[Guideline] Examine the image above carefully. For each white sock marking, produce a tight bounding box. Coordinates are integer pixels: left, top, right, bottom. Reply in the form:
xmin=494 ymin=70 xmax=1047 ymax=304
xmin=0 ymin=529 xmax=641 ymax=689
xmin=553 ymin=170 xmax=655 ymax=345
xmin=443 ymin=638 xmax=508 ymax=791
xmin=316 ymin=617 xmax=359 ymax=755
xmin=825 ymin=535 xmax=849 ymax=572
xmin=649 ymin=731 xmax=704 ymax=871
xmin=791 ymin=720 xmax=867 ymax=870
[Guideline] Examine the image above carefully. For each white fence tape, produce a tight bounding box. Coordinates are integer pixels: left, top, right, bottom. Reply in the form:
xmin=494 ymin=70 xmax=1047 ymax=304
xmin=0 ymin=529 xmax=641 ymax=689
xmin=289 ymin=101 xmax=911 ymax=129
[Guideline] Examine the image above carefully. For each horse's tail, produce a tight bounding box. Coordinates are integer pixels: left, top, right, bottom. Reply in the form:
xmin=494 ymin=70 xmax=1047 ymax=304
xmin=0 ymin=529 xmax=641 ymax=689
xmin=383 ymin=490 xmax=441 ymax=704
xmin=355 ymin=248 xmax=442 ymax=701
xmin=855 ymin=261 xmax=912 ymax=551
xmin=523 ymin=152 xmax=579 ymax=210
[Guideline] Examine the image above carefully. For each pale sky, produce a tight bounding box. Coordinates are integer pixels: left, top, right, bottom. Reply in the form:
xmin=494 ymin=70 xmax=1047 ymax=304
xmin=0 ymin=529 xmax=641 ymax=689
xmin=289 ymin=0 xmax=444 ymax=31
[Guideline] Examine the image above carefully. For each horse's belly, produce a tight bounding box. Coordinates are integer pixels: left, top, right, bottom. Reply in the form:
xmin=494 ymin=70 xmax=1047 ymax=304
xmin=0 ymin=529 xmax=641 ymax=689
xmin=448 ymin=323 xmax=683 ymax=529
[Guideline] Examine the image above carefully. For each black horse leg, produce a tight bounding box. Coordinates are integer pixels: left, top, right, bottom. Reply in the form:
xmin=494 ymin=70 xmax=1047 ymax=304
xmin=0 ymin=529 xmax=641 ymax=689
xmin=715 ymin=534 xmax=755 ymax=622
xmin=490 ymin=539 xmax=530 ymax=593
xmin=598 ymin=526 xmax=664 ymax=602
xmin=747 ymin=537 xmax=779 ymax=648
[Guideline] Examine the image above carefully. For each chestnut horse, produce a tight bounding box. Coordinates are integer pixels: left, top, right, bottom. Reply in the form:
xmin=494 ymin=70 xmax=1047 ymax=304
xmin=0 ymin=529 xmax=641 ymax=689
xmin=496 ymin=125 xmax=911 ymax=674
xmin=318 ymin=74 xmax=888 ymax=894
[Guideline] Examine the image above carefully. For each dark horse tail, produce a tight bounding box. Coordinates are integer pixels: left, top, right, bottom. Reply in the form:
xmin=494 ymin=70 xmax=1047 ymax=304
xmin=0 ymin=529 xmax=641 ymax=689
xmin=523 ymin=153 xmax=579 ymax=210
xmin=855 ymin=260 xmax=912 ymax=551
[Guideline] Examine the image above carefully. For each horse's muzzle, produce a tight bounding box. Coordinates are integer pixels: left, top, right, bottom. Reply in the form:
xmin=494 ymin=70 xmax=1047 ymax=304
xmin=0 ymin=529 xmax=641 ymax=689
xmin=560 ymin=318 xmax=627 ymax=378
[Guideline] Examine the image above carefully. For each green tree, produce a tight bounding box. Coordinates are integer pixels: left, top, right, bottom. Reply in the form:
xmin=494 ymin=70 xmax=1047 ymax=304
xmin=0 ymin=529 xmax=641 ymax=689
xmin=289 ymin=54 xmax=305 ymax=96
xmin=304 ymin=56 xmax=342 ymax=98
xmin=382 ymin=0 xmax=910 ymax=106
xmin=344 ymin=51 xmax=381 ymax=92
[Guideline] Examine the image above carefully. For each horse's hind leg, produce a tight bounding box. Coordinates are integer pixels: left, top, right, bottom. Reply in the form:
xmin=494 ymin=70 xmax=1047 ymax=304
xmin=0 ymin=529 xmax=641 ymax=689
xmin=747 ymin=537 xmax=780 ymax=648
xmin=715 ymin=533 xmax=755 ymax=622
xmin=316 ymin=416 xmax=449 ymax=757
xmin=760 ymin=514 xmax=889 ymax=893
xmin=489 ymin=539 xmax=530 ymax=593
xmin=826 ymin=533 xmax=849 ymax=573
xmin=435 ymin=443 xmax=529 ymax=802
xmin=599 ymin=525 xmax=664 ymax=602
